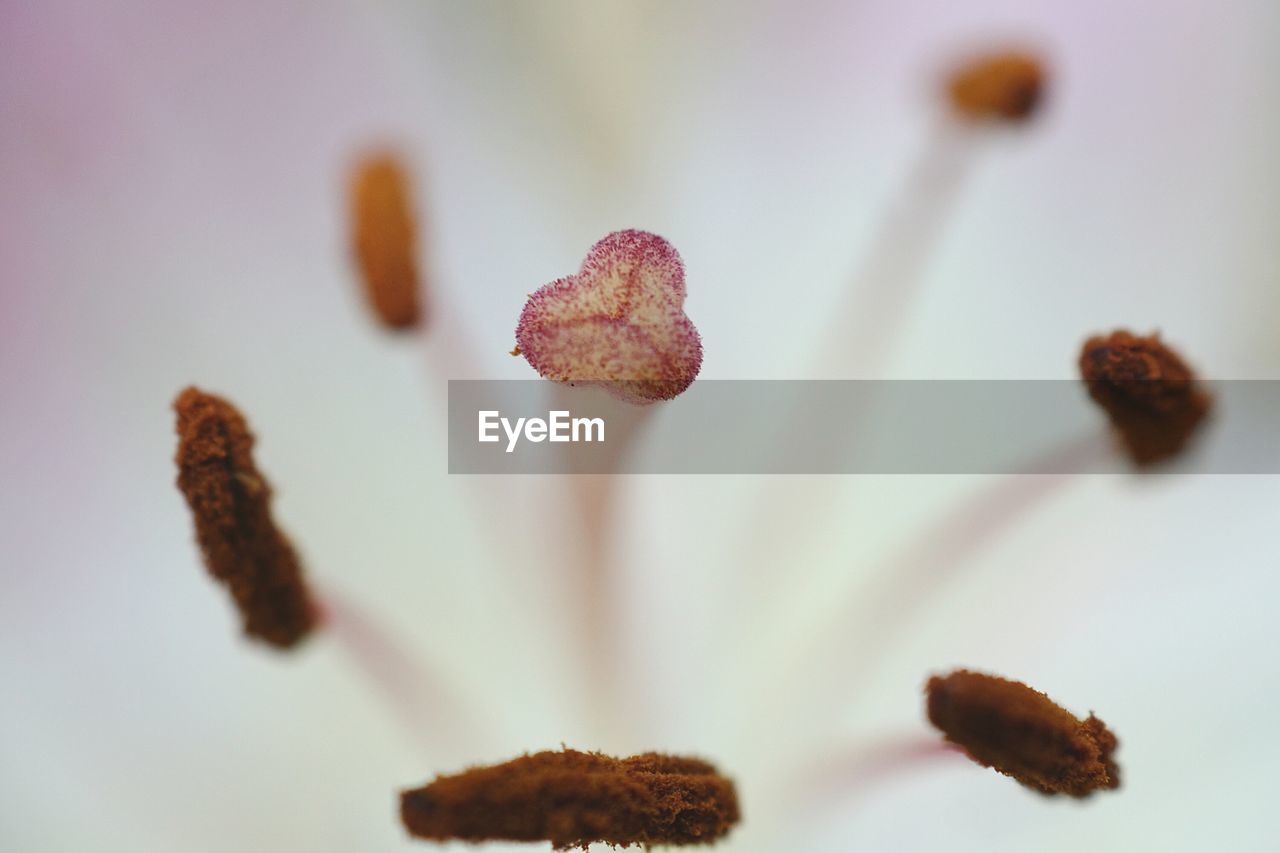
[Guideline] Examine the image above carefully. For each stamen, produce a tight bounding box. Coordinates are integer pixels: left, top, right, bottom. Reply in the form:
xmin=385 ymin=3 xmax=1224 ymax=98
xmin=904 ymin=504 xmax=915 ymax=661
xmin=766 ymin=736 xmax=962 ymax=851
xmin=351 ymin=152 xmax=423 ymax=331
xmin=799 ymin=735 xmax=963 ymax=811
xmin=1079 ymin=329 xmax=1212 ymax=465
xmin=925 ymin=669 xmax=1120 ymax=797
xmin=742 ymin=47 xmax=1040 ymax=644
xmin=810 ymin=117 xmax=977 ymax=380
xmin=173 ymin=387 xmax=316 ymax=649
xmin=315 ymin=584 xmax=481 ymax=759
xmin=727 ymin=433 xmax=1107 ymax=735
xmin=400 ymin=748 xmax=740 ymax=849
xmin=948 ymin=50 xmax=1046 ymax=122
xmin=514 ymin=229 xmax=703 ymax=404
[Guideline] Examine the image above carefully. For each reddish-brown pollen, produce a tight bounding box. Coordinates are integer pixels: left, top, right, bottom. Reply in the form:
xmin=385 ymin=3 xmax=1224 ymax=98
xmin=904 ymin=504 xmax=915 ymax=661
xmin=351 ymin=153 xmax=423 ymax=330
xmin=400 ymin=748 xmax=740 ymax=849
xmin=926 ymin=669 xmax=1120 ymax=797
xmin=1079 ymin=329 xmax=1211 ymax=465
xmin=948 ymin=51 xmax=1046 ymax=121
xmin=173 ymin=387 xmax=315 ymax=649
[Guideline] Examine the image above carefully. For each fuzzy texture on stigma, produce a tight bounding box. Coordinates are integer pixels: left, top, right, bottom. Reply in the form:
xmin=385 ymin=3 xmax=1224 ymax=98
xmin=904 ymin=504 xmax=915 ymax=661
xmin=400 ymin=748 xmax=739 ymax=849
xmin=514 ymin=230 xmax=703 ymax=404
xmin=926 ymin=669 xmax=1120 ymax=797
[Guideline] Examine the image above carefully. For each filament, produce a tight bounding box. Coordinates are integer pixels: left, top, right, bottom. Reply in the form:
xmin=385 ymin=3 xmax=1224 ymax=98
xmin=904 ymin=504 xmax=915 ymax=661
xmin=315 ymin=582 xmax=481 ymax=760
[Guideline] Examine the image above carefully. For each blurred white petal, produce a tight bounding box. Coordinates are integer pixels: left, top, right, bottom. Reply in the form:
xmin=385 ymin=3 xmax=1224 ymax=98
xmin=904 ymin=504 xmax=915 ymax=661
xmin=2 ymin=1 xmax=1278 ymax=851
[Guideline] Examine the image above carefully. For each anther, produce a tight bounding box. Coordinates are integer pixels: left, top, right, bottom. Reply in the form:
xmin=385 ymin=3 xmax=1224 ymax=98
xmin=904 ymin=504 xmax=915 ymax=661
xmin=173 ymin=387 xmax=315 ymax=648
xmin=926 ymin=669 xmax=1120 ymax=797
xmin=1079 ymin=329 xmax=1211 ymax=465
xmin=948 ymin=50 xmax=1046 ymax=122
xmin=351 ymin=152 xmax=423 ymax=330
xmin=400 ymin=748 xmax=739 ymax=849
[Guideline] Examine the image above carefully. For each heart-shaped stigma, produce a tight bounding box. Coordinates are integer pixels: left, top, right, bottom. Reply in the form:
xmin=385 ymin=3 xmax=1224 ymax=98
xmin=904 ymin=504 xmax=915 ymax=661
xmin=514 ymin=230 xmax=703 ymax=404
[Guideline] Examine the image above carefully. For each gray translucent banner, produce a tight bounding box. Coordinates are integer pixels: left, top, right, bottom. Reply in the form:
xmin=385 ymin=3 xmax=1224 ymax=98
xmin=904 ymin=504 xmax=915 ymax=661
xmin=447 ymin=381 xmax=1280 ymax=474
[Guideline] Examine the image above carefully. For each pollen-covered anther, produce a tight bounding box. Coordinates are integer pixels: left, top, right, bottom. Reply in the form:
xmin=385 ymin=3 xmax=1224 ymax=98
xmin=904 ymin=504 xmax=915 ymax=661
xmin=173 ymin=387 xmax=316 ymax=649
xmin=514 ymin=230 xmax=703 ymax=404
xmin=948 ymin=50 xmax=1046 ymax=121
xmin=399 ymin=748 xmax=740 ymax=849
xmin=1079 ymin=329 xmax=1211 ymax=465
xmin=350 ymin=152 xmax=423 ymax=330
xmin=926 ymin=669 xmax=1120 ymax=797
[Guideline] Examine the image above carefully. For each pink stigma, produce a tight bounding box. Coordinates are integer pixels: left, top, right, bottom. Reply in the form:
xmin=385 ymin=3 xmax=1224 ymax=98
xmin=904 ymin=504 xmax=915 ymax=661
xmin=514 ymin=230 xmax=703 ymax=404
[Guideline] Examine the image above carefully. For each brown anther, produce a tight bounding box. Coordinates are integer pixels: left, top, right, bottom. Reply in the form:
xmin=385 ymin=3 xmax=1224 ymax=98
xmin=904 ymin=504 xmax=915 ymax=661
xmin=926 ymin=669 xmax=1120 ymax=797
xmin=948 ymin=51 xmax=1045 ymax=121
xmin=351 ymin=152 xmax=423 ymax=330
xmin=1079 ymin=329 xmax=1211 ymax=465
xmin=400 ymin=748 xmax=740 ymax=849
xmin=173 ymin=387 xmax=315 ymax=649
